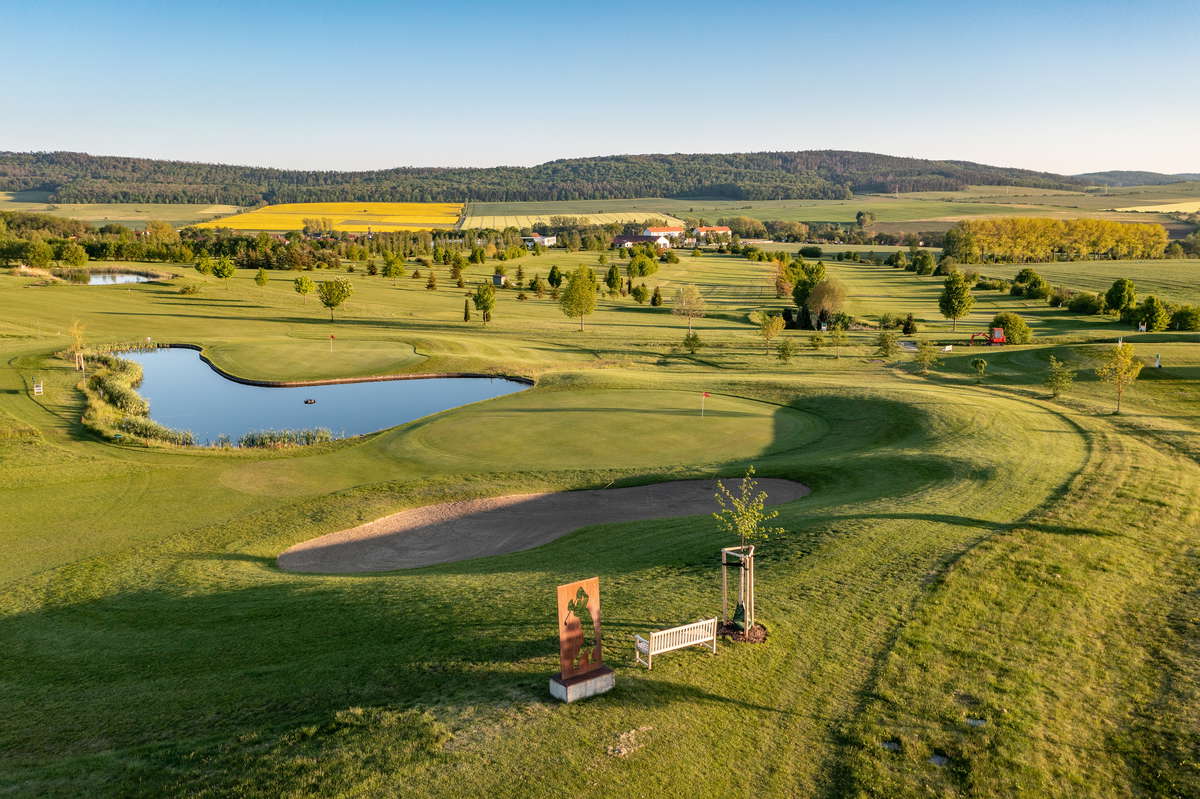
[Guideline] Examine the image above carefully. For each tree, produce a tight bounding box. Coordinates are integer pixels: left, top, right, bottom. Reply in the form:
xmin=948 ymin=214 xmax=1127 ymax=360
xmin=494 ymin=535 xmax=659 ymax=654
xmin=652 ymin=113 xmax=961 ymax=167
xmin=753 ymin=311 xmax=785 ymax=356
xmin=874 ymin=331 xmax=900 ymax=359
xmin=1095 ymin=342 xmax=1142 ymax=413
xmin=682 ymin=330 xmax=702 ymax=354
xmin=293 ymin=275 xmax=314 ymax=302
xmin=547 ymin=265 xmax=563 ymax=288
xmin=1044 ymin=355 xmax=1074 ymax=398
xmin=805 ymin=278 xmax=847 ymax=329
xmin=912 ymin=249 xmax=936 ymax=275
xmin=828 ymin=328 xmax=848 ymax=358
xmin=67 ymin=319 xmax=86 ymax=359
xmin=902 ymin=313 xmax=918 ymax=335
xmin=463 ymin=298 xmax=471 ymax=323
xmin=60 ymin=242 xmax=88 ymax=267
xmin=938 ymin=271 xmax=975 ymax=330
xmin=1105 ymin=278 xmax=1136 ymax=315
xmin=426 ymin=270 xmax=438 ymax=290
xmin=317 ymin=278 xmax=353 ymax=320
xmin=472 ymin=282 xmax=496 ymax=324
xmin=605 ymin=263 xmax=622 ymax=295
xmin=914 ymin=340 xmax=941 ymax=374
xmin=559 ymin=266 xmax=597 ymax=331
xmin=194 ymin=257 xmax=214 ymax=276
xmin=650 ymin=286 xmax=663 ymax=306
xmin=971 ymin=357 xmax=988 ymax=381
xmin=631 ymin=283 xmax=649 ymax=303
xmin=791 ymin=260 xmax=827 ymax=328
xmin=211 ymin=256 xmax=235 ymax=288
xmin=1135 ymin=295 xmax=1170 ymax=331
xmin=24 ymin=240 xmax=53 ymax=268
xmin=712 ymin=465 xmax=786 ymax=549
xmin=776 ymin=339 xmax=798 ymax=364
xmin=254 ymin=268 xmax=268 ymax=289
xmin=990 ymin=312 xmax=1032 ymax=344
xmin=809 ymin=332 xmax=825 ymax=352
xmin=672 ymin=284 xmax=707 ymax=332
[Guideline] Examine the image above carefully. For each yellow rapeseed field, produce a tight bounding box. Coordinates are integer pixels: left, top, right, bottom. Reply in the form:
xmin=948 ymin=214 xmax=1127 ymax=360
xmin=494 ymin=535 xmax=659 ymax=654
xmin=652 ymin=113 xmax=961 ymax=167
xmin=462 ymin=211 xmax=686 ymax=229
xmin=194 ymin=202 xmax=463 ymax=232
xmin=1114 ymin=200 xmax=1200 ymax=213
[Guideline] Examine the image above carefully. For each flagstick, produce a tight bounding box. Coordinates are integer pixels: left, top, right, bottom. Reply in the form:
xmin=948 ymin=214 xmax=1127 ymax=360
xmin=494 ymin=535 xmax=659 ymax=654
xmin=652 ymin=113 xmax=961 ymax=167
xmin=701 ymin=393 xmax=705 ymax=418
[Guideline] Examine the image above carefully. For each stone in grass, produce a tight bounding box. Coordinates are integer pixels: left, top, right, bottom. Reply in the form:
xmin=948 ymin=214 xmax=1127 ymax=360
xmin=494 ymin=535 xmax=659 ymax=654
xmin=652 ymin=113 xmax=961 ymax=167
xmin=966 ymin=717 xmax=987 ymax=728
xmin=881 ymin=739 xmax=901 ymax=752
xmin=929 ymin=750 xmax=950 ymax=767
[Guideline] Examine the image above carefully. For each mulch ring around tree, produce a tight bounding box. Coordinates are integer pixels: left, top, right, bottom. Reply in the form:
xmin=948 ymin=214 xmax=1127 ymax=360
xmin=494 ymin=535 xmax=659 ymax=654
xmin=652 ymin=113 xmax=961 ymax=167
xmin=718 ymin=622 xmax=768 ymax=643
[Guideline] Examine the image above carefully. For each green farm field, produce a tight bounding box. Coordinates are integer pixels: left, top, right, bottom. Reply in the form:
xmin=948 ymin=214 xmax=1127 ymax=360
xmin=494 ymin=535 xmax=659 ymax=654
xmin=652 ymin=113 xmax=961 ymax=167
xmin=468 ymin=186 xmax=1189 ymax=232
xmin=0 ymin=190 xmax=240 ymax=229
xmin=2 ymin=249 xmax=1198 ymax=797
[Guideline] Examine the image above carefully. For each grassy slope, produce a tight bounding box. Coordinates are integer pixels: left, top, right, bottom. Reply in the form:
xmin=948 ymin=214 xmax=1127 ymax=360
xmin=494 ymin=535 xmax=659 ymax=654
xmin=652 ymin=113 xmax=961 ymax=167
xmin=0 ymin=191 xmax=239 ymax=229
xmin=0 ymin=250 xmax=1197 ymax=797
xmin=995 ymin=258 xmax=1200 ymax=306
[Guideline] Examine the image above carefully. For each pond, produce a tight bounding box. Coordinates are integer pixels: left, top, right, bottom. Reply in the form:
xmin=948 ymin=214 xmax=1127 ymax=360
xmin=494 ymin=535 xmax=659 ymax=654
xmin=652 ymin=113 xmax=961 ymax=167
xmin=121 ymin=347 xmax=530 ymax=444
xmin=88 ymin=272 xmax=154 ymax=285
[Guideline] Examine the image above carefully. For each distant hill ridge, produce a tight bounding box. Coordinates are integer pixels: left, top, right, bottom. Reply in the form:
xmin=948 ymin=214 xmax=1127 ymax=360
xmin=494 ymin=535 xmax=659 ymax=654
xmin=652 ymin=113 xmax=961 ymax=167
xmin=1074 ymin=170 xmax=1200 ymax=187
xmin=0 ymin=149 xmax=1091 ymax=205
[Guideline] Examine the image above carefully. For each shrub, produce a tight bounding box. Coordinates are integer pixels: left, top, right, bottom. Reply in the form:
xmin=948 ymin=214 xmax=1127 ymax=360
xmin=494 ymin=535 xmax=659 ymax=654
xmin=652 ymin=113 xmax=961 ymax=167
xmin=1047 ymin=286 xmax=1071 ymax=307
xmin=798 ymin=246 xmax=822 ymax=258
xmin=1135 ymin=295 xmax=1171 ymax=332
xmin=1171 ymin=305 xmax=1200 ymax=331
xmin=1068 ymin=292 xmax=1106 ymax=314
xmin=238 ymin=428 xmax=334 ymax=448
xmin=990 ymin=312 xmax=1032 ymax=344
xmin=178 ymin=283 xmax=202 ymax=295
xmin=116 ymin=415 xmax=195 ymax=446
xmin=976 ymin=277 xmax=1007 ymax=291
xmin=901 ymin=313 xmax=918 ymax=335
xmin=681 ymin=331 xmax=702 ymax=354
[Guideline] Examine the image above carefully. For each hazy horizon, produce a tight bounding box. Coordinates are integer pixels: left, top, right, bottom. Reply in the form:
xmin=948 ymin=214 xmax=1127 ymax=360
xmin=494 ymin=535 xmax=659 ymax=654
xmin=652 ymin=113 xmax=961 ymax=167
xmin=6 ymin=0 xmax=1198 ymax=176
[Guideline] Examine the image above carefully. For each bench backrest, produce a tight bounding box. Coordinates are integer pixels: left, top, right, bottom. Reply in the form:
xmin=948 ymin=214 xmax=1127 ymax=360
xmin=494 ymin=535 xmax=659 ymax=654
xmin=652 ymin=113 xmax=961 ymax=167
xmin=649 ymin=618 xmax=717 ymax=654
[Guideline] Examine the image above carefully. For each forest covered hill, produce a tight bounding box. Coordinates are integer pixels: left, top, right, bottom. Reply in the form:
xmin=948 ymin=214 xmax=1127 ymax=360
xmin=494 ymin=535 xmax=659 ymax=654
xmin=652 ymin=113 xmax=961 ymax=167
xmin=0 ymin=150 xmax=1089 ymax=205
xmin=1075 ymin=170 xmax=1200 ymax=187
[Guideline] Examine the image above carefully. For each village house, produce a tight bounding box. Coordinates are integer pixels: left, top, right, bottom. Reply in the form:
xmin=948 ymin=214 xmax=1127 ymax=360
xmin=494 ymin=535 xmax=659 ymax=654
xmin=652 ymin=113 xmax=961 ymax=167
xmin=521 ymin=233 xmax=557 ymax=248
xmin=642 ymin=226 xmax=685 ymax=239
xmin=693 ymin=225 xmax=732 ymax=241
xmin=613 ymin=234 xmax=671 ymax=249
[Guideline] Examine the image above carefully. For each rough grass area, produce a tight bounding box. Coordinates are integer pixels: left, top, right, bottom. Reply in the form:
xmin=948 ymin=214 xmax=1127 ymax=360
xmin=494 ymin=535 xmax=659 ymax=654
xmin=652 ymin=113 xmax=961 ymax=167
xmin=0 ymin=244 xmax=1197 ymax=797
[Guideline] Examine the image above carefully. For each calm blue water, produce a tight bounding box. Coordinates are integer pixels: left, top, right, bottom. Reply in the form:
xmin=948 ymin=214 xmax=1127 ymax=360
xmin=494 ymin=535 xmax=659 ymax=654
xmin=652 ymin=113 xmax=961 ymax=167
xmin=122 ymin=348 xmax=529 ymax=444
xmin=89 ymin=273 xmax=152 ymax=285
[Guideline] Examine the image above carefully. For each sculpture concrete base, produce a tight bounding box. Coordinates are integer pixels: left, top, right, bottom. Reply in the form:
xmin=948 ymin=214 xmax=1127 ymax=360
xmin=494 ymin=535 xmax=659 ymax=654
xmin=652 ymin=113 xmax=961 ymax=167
xmin=549 ymin=666 xmax=614 ymax=703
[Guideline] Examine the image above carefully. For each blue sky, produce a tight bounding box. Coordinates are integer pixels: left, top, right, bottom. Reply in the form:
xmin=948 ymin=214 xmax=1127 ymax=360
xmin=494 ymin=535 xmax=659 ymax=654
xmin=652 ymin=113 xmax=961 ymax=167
xmin=6 ymin=0 xmax=1197 ymax=174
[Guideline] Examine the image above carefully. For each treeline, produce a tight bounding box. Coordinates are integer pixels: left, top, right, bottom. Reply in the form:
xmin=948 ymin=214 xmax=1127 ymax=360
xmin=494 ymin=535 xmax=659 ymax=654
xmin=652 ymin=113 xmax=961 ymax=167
xmin=943 ymin=218 xmax=1169 ymax=262
xmin=0 ymin=208 xmax=680 ymax=270
xmin=0 ymin=150 xmax=1088 ymax=205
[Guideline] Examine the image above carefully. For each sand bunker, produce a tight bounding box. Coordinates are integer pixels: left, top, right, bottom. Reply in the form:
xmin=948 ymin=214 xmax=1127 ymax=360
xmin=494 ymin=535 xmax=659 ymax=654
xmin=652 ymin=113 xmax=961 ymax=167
xmin=278 ymin=478 xmax=809 ymax=573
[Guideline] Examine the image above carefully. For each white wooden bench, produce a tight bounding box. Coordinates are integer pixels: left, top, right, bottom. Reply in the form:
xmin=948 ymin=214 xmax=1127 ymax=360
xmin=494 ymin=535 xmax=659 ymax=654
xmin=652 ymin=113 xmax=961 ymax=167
xmin=633 ymin=618 xmax=718 ymax=669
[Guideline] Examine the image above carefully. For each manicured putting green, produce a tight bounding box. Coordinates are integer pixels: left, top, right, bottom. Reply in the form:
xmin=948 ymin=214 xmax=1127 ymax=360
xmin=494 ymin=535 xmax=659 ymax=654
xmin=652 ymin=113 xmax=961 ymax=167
xmin=391 ymin=388 xmax=828 ymax=470
xmin=201 ymin=339 xmax=425 ymax=381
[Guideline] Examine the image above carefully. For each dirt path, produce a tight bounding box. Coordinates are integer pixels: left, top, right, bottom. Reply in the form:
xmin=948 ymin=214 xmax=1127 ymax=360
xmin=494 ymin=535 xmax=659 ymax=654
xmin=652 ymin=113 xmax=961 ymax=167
xmin=277 ymin=478 xmax=809 ymax=573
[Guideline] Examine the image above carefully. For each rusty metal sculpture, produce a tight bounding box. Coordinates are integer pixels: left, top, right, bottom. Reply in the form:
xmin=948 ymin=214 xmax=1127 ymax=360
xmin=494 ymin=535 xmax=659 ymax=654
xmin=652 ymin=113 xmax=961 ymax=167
xmin=551 ymin=577 xmax=613 ymax=702
xmin=557 ymin=576 xmax=603 ymax=678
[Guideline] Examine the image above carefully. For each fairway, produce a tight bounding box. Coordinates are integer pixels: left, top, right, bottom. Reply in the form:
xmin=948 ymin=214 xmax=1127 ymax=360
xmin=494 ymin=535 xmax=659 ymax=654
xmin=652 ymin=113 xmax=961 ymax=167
xmin=995 ymin=258 xmax=1200 ymax=305
xmin=2 ymin=244 xmax=1198 ymax=799
xmin=193 ymin=202 xmax=464 ymax=232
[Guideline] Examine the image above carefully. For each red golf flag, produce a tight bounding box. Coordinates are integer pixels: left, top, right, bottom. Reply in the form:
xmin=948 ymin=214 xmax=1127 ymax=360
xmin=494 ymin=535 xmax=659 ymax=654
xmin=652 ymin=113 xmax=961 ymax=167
xmin=702 ymin=392 xmax=710 ymax=397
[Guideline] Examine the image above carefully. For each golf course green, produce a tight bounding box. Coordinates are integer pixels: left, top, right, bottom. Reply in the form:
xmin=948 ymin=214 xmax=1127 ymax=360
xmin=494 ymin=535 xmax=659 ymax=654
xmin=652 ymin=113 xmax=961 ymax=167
xmin=1 ymin=249 xmax=1197 ymax=797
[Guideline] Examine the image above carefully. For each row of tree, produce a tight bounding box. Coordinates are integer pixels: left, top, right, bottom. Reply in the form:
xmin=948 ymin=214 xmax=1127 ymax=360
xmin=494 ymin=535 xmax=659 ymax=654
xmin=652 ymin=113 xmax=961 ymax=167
xmin=943 ymin=218 xmax=1169 ymax=262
